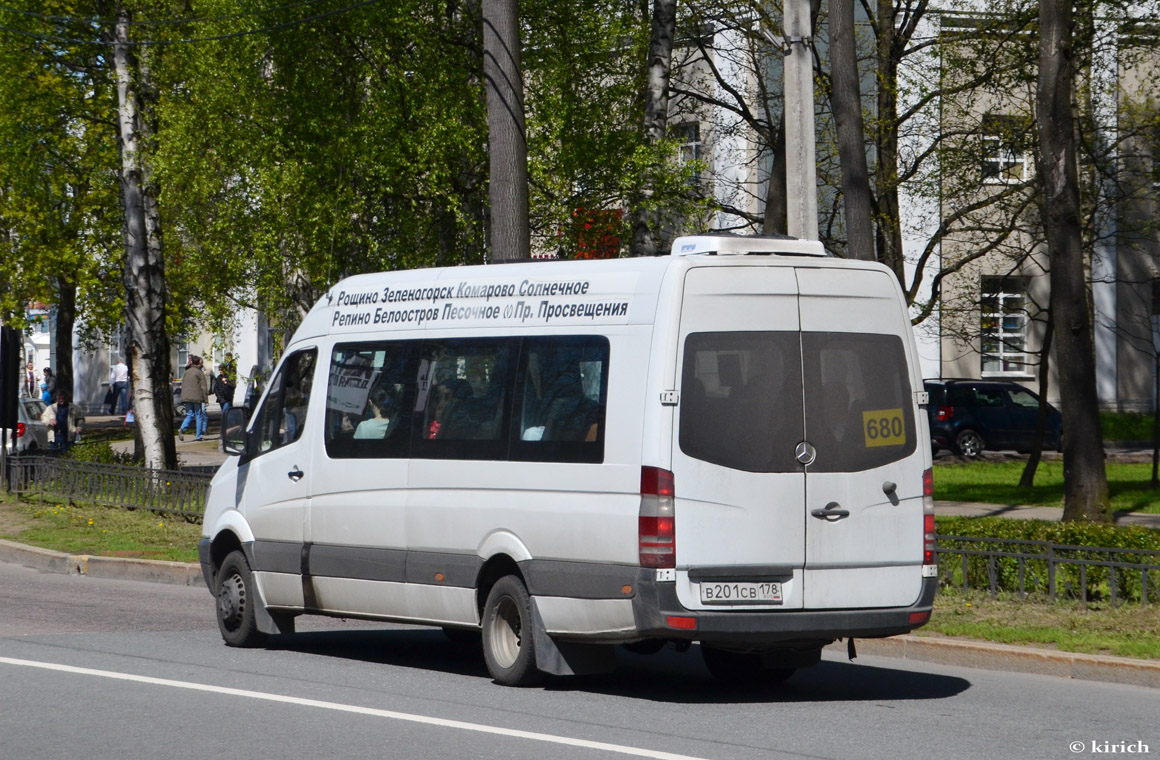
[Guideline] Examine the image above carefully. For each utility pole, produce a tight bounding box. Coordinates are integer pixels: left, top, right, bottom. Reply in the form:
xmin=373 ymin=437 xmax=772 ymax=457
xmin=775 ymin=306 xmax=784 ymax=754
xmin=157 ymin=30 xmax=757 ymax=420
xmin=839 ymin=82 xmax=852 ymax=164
xmin=783 ymin=0 xmax=818 ymax=241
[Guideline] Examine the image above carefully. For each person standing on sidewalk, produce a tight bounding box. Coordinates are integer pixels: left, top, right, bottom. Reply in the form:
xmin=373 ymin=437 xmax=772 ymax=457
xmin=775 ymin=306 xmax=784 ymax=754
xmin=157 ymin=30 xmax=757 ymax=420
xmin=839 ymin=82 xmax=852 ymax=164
xmin=23 ymin=361 xmax=36 ymax=398
xmin=109 ymin=358 xmax=130 ymax=414
xmin=40 ymin=390 xmax=84 ymax=454
xmin=177 ymin=356 xmax=209 ymax=442
xmin=213 ymin=365 xmax=236 ymax=419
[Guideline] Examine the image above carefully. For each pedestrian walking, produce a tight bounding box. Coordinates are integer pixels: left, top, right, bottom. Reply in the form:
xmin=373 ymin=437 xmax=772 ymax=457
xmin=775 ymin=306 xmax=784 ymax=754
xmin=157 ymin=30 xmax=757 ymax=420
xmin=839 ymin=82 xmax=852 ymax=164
xmin=109 ymin=358 xmax=130 ymax=414
xmin=177 ymin=355 xmax=209 ymax=441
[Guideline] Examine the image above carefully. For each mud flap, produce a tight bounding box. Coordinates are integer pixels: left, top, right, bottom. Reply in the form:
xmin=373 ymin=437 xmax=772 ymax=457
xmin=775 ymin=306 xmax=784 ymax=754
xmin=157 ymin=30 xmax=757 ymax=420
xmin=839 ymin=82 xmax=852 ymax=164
xmin=531 ymin=599 xmax=615 ymax=676
xmin=252 ymin=585 xmax=296 ymax=636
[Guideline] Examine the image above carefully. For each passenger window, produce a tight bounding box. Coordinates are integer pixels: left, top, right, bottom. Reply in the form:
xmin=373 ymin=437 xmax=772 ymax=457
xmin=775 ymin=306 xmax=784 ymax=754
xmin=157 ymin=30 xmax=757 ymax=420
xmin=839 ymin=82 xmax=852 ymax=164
xmin=251 ymin=350 xmax=318 ymax=455
xmin=947 ymin=387 xmax=976 ymax=407
xmin=1007 ymin=389 xmax=1038 ymax=408
xmin=510 ymin=336 xmax=608 ymax=463
xmin=414 ymin=340 xmax=515 ymax=460
xmin=975 ymin=388 xmax=1005 ymax=407
xmin=325 ymin=343 xmax=416 ymax=459
xmin=802 ymin=333 xmax=916 ymax=472
xmin=679 ymin=332 xmax=805 ymax=473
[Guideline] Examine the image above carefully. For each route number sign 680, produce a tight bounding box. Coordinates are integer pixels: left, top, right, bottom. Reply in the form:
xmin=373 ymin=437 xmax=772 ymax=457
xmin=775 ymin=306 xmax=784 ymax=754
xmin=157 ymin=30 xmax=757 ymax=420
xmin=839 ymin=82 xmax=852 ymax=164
xmin=862 ymin=408 xmax=906 ymax=448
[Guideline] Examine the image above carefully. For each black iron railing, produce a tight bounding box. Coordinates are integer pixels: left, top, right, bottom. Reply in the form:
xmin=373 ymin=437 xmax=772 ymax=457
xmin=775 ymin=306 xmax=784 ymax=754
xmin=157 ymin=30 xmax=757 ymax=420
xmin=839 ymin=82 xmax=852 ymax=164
xmin=935 ymin=534 xmax=1160 ymax=606
xmin=6 ymin=456 xmax=212 ymax=521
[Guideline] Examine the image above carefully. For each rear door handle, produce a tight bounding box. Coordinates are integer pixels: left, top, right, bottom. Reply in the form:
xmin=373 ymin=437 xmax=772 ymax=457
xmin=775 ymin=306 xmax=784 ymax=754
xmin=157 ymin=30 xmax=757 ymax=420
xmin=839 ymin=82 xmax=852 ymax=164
xmin=288 ymin=466 xmax=304 ymax=482
xmin=811 ymin=502 xmax=850 ymax=521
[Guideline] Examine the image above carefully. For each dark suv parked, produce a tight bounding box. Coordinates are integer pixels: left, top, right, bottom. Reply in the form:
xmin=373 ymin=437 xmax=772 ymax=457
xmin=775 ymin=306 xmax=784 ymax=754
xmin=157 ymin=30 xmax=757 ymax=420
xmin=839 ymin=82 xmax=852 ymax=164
xmin=924 ymin=379 xmax=1062 ymax=458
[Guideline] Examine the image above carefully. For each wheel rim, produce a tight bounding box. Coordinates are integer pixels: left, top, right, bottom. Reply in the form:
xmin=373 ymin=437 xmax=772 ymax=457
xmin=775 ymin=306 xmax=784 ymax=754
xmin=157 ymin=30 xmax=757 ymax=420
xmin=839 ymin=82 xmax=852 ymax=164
xmin=487 ymin=595 xmax=522 ymax=669
xmin=218 ymin=571 xmax=246 ymax=633
xmin=960 ymin=433 xmax=981 ymax=457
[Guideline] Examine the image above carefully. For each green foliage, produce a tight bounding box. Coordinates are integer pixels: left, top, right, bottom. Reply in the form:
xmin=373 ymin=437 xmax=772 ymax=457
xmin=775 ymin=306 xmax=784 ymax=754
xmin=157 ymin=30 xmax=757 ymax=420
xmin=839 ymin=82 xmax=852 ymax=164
xmin=935 ymin=516 xmax=1160 ymax=604
xmin=0 ymin=0 xmax=121 ymax=333
xmin=1102 ymin=412 xmax=1156 ymax=442
xmin=66 ymin=440 xmax=138 ymax=466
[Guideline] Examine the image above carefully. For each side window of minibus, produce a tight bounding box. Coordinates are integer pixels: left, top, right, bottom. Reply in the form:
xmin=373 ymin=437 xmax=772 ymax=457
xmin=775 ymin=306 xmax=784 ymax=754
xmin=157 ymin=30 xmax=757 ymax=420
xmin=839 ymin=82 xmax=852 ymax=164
xmin=510 ymin=336 xmax=609 ymax=463
xmin=251 ymin=350 xmax=317 ymax=455
xmin=414 ymin=339 xmax=516 ymax=460
xmin=324 ymin=342 xmax=415 ymax=459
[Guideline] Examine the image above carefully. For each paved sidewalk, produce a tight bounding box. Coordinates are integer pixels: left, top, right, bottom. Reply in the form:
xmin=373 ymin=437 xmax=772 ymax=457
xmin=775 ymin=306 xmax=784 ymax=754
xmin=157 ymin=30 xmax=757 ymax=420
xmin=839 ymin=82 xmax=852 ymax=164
xmin=936 ymin=500 xmax=1160 ymax=529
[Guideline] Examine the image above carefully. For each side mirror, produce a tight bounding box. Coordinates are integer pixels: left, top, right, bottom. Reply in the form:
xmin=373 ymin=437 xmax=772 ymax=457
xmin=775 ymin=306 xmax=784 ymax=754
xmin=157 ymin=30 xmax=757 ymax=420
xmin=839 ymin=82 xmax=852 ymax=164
xmin=222 ymin=406 xmax=250 ymax=456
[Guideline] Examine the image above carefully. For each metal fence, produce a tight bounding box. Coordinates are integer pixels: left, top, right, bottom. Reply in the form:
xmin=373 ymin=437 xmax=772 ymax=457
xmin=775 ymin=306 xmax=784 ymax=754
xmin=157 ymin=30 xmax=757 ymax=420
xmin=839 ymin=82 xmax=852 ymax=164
xmin=6 ymin=456 xmax=212 ymax=521
xmin=935 ymin=534 xmax=1160 ymax=606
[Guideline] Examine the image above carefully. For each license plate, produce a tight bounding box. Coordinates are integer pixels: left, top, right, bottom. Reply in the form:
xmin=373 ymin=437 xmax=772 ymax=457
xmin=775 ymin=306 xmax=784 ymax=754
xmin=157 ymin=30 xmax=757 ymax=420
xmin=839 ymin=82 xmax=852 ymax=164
xmin=699 ymin=581 xmax=783 ymax=605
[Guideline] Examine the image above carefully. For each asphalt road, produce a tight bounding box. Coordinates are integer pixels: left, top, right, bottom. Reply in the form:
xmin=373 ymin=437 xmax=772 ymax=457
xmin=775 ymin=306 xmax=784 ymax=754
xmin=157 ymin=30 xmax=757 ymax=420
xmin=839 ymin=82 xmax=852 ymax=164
xmin=1 ymin=560 xmax=1157 ymax=760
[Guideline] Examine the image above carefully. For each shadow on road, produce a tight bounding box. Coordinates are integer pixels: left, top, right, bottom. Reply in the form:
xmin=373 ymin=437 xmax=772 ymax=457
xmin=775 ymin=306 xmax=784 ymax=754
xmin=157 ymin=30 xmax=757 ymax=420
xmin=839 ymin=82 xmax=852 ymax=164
xmin=265 ymin=628 xmax=971 ymax=703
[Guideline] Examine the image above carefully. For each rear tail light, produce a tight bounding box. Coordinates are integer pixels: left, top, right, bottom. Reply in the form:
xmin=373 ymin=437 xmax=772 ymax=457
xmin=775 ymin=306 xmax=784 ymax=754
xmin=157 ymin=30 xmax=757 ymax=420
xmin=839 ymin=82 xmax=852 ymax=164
xmin=922 ymin=468 xmax=936 ymax=565
xmin=15 ymin=422 xmax=26 ymax=439
xmin=936 ymin=406 xmax=954 ymax=421
xmin=639 ymin=466 xmax=675 ymax=569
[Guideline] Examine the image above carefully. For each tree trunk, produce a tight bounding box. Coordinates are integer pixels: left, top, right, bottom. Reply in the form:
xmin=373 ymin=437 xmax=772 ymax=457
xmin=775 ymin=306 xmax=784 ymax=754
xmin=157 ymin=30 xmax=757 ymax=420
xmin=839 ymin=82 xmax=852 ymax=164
xmin=630 ymin=0 xmax=677 ymax=257
xmin=1152 ymin=351 xmax=1159 ymax=488
xmin=52 ymin=278 xmax=76 ymax=400
xmin=482 ymin=0 xmax=529 ymax=261
xmin=873 ymin=0 xmax=905 ymax=283
xmin=1019 ymin=313 xmax=1053 ymax=489
xmin=114 ymin=6 xmax=176 ymax=471
xmin=828 ymin=0 xmax=874 ymax=261
xmin=1036 ymin=0 xmax=1108 ymax=522
xmin=762 ymin=110 xmax=788 ymax=235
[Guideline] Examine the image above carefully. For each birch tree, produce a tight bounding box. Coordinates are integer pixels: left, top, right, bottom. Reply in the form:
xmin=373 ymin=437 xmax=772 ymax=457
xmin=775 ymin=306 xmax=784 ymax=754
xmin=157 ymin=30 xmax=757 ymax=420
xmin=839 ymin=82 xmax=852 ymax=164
xmin=112 ymin=6 xmax=176 ymax=470
xmin=631 ymin=0 xmax=678 ymax=256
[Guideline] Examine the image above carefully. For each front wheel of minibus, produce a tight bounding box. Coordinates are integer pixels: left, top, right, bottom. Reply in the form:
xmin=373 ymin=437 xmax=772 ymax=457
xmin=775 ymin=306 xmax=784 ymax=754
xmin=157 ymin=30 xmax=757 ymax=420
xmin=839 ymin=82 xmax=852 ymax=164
xmin=481 ymin=576 xmax=544 ymax=687
xmin=215 ymin=550 xmax=267 ymax=648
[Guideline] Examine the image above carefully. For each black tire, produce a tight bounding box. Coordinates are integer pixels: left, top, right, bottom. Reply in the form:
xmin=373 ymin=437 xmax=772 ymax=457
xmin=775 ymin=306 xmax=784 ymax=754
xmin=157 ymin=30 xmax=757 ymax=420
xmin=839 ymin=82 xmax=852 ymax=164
xmin=955 ymin=429 xmax=985 ymax=459
xmin=481 ymin=576 xmax=543 ymax=687
xmin=701 ymin=646 xmax=795 ymax=685
xmin=215 ymin=550 xmax=267 ymax=648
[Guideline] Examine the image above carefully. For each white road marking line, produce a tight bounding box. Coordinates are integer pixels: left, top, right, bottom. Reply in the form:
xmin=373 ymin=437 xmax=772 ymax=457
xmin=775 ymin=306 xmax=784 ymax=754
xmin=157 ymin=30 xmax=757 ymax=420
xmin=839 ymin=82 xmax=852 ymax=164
xmin=0 ymin=656 xmax=711 ymax=760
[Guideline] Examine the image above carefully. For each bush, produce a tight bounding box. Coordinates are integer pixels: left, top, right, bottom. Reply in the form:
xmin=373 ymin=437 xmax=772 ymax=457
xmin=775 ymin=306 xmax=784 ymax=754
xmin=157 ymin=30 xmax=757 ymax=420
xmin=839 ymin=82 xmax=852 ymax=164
xmin=65 ymin=440 xmax=137 ymax=466
xmin=935 ymin=516 xmax=1160 ymax=604
xmin=1101 ymin=411 xmax=1155 ymax=442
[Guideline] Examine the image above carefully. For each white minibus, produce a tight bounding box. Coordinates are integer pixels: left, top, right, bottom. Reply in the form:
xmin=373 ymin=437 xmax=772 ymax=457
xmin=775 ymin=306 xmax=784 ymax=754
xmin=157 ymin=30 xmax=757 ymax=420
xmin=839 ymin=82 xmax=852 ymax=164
xmin=199 ymin=234 xmax=937 ymax=686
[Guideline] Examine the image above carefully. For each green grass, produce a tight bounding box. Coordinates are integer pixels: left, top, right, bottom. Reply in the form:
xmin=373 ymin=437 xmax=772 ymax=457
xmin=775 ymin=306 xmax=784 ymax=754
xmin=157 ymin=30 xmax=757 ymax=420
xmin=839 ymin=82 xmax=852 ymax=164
xmin=925 ymin=589 xmax=1160 ymax=660
xmin=934 ymin=459 xmax=1160 ymax=514
xmin=0 ymin=495 xmax=200 ymax=563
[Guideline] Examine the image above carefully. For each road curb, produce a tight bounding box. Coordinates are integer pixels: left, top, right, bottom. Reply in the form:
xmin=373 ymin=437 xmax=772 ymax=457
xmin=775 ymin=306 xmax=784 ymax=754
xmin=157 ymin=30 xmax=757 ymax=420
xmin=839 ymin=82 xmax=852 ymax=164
xmin=0 ymin=539 xmax=201 ymax=587
xmin=2 ymin=538 xmax=1157 ymax=689
xmin=845 ymin=634 xmax=1160 ymax=689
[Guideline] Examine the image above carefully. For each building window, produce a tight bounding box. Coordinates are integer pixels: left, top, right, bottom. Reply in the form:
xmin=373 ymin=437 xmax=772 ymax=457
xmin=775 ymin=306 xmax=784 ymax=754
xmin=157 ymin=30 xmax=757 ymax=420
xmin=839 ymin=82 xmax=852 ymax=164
xmin=673 ymin=122 xmax=702 ymax=183
xmin=981 ymin=114 xmax=1029 ymax=184
xmin=981 ymin=276 xmax=1028 ymax=374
